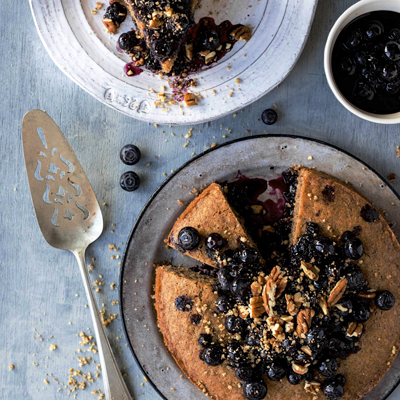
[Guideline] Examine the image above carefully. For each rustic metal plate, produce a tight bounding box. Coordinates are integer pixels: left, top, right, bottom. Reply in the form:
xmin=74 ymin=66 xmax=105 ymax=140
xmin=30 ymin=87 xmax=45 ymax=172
xmin=120 ymin=135 xmax=400 ymax=399
xmin=30 ymin=0 xmax=318 ymax=125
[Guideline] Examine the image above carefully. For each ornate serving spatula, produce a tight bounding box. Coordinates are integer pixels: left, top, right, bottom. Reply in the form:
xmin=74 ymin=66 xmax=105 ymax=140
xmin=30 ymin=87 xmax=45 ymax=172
xmin=22 ymin=110 xmax=132 ymax=400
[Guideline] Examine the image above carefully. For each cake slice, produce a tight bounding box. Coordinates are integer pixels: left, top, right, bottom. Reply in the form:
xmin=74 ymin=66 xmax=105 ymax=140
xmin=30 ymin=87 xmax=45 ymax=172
xmin=155 ymin=265 xmax=246 ymax=399
xmin=290 ymin=168 xmax=400 ymax=399
xmin=124 ymin=0 xmax=197 ymax=73
xmin=167 ymin=183 xmax=257 ymax=267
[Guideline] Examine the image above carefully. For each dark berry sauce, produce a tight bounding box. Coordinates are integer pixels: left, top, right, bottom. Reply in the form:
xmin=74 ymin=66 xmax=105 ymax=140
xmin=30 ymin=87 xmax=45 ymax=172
xmin=124 ymin=62 xmax=143 ymax=77
xmin=332 ymin=11 xmax=400 ymax=114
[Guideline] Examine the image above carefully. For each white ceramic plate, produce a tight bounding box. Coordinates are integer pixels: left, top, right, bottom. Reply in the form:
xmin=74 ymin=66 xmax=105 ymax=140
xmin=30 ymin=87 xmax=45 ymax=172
xmin=120 ymin=135 xmax=400 ymax=400
xmin=30 ymin=0 xmax=318 ymax=125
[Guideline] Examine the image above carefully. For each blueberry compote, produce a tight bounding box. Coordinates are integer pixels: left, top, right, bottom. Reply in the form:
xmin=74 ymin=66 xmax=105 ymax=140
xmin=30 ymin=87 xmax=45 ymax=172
xmin=177 ymin=168 xmax=396 ymax=400
xmin=332 ymin=11 xmax=400 ymax=114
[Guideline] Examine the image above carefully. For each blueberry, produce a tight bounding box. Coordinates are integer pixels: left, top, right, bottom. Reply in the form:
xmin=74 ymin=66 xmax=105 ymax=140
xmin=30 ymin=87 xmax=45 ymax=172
xmin=335 ymin=298 xmax=353 ymax=317
xmin=313 ymin=274 xmax=329 ymax=291
xmin=365 ymin=21 xmax=383 ymax=40
xmin=118 ymin=31 xmax=139 ymax=51
xmin=344 ymin=237 xmax=364 ymax=260
xmin=230 ymin=278 xmax=251 ymax=299
xmin=199 ymin=30 xmax=220 ymax=51
xmin=175 ymin=295 xmax=193 ymax=312
xmin=335 ymin=374 xmax=346 ymax=386
xmin=226 ymin=341 xmax=245 ymax=363
xmin=242 ymin=381 xmax=268 ymax=400
xmin=340 ymin=231 xmax=356 ymax=242
xmin=313 ymin=237 xmax=335 ymax=257
xmin=375 ymin=290 xmax=395 ymax=310
xmin=261 ymin=109 xmax=278 ymax=125
xmin=322 ymin=376 xmax=345 ymax=400
xmin=266 ymin=359 xmax=286 ymax=381
xmin=344 ymin=30 xmax=362 ymax=49
xmin=318 ymin=359 xmax=339 ymax=378
xmin=360 ymin=204 xmax=379 ymax=222
xmin=387 ymin=80 xmax=400 ymax=94
xmin=306 ymin=327 xmax=327 ymax=350
xmin=340 ymin=57 xmax=356 ymax=76
xmin=206 ymin=233 xmax=225 ymax=250
xmin=198 ymin=333 xmax=213 ymax=347
xmin=154 ymin=40 xmax=172 ymax=57
xmin=215 ymin=295 xmax=233 ymax=313
xmin=236 ymin=365 xmax=255 ymax=382
xmin=217 ymin=268 xmax=232 ymax=291
xmin=384 ymin=41 xmax=400 ymax=62
xmin=178 ymin=227 xmax=200 ymax=250
xmin=353 ymin=80 xmax=375 ymax=101
xmin=104 ymin=2 xmax=127 ymax=25
xmin=287 ymin=369 xmax=303 ymax=385
xmin=203 ymin=345 xmax=224 ymax=366
xmin=245 ymin=330 xmax=261 ymax=347
xmin=354 ymin=51 xmax=367 ymax=67
xmin=381 ymin=63 xmax=398 ymax=81
xmin=346 ymin=267 xmax=366 ymax=292
xmin=239 ymin=248 xmax=260 ymax=265
xmin=351 ymin=299 xmax=371 ymax=322
xmin=168 ymin=14 xmax=190 ymax=32
xmin=225 ymin=315 xmax=246 ymax=334
xmin=120 ymin=144 xmax=141 ymax=165
xmin=388 ymin=28 xmax=400 ymax=41
xmin=190 ymin=314 xmax=202 ymax=325
xmin=120 ymin=171 xmax=140 ymax=191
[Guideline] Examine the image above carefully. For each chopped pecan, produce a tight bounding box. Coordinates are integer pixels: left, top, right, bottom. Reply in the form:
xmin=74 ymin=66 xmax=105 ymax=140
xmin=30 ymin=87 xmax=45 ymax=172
xmin=249 ymin=296 xmax=265 ymax=318
xmin=327 ymin=278 xmax=348 ymax=307
xmin=293 ymin=292 xmax=304 ymax=307
xmin=102 ymin=18 xmax=117 ymax=34
xmin=184 ymin=93 xmax=198 ymax=107
xmin=304 ymin=381 xmax=321 ymax=395
xmin=267 ymin=316 xmax=285 ymax=341
xmin=296 ymin=309 xmax=315 ymax=337
xmin=301 ymin=346 xmax=312 ymax=356
xmin=285 ymin=294 xmax=299 ymax=316
xmin=285 ymin=321 xmax=294 ymax=334
xmin=185 ymin=43 xmax=194 ymax=61
xmin=238 ymin=305 xmax=250 ymax=319
xmin=251 ymin=205 xmax=263 ymax=214
xmin=230 ymin=25 xmax=252 ymax=42
xmin=149 ymin=18 xmax=163 ymax=28
xmin=300 ymin=261 xmax=320 ymax=281
xmin=346 ymin=322 xmax=363 ymax=339
xmin=292 ymin=362 xmax=309 ymax=375
xmin=280 ymin=315 xmax=293 ymax=323
xmin=335 ymin=303 xmax=348 ymax=313
xmin=204 ymin=51 xmax=216 ymax=64
xmin=251 ymin=281 xmax=262 ymax=296
xmin=318 ymin=296 xmax=328 ymax=315
xmin=164 ymin=8 xmax=173 ymax=17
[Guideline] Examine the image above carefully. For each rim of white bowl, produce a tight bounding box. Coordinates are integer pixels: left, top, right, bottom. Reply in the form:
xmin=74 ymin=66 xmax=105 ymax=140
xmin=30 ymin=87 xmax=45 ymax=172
xmin=324 ymin=0 xmax=400 ymax=124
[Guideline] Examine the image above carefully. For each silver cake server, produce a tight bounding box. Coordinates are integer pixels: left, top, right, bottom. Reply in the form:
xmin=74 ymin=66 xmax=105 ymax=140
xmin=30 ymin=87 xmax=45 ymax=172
xmin=22 ymin=110 xmax=132 ymax=400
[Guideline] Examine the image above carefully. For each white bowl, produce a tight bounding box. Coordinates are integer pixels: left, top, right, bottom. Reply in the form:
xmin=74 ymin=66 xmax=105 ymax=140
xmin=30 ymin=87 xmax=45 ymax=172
xmin=324 ymin=0 xmax=400 ymax=124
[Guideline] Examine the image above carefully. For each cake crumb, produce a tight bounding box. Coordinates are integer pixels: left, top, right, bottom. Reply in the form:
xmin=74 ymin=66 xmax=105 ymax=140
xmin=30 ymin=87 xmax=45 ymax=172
xmin=388 ymin=173 xmax=396 ymax=183
xmin=49 ymin=344 xmax=57 ymax=351
xmin=9 ymin=365 xmax=14 ymax=370
xmin=308 ymin=156 xmax=313 ymax=160
xmin=396 ymin=146 xmax=400 ymax=158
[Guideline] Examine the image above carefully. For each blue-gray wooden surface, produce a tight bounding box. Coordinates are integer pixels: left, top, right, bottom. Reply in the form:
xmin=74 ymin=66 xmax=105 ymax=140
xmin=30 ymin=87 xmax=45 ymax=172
xmin=1 ymin=0 xmax=400 ymax=399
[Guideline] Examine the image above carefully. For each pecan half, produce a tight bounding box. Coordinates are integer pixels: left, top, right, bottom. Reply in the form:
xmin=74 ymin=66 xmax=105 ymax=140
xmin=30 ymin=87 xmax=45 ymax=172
xmin=346 ymin=322 xmax=363 ymax=339
xmin=327 ymin=278 xmax=348 ymax=307
xmin=300 ymin=261 xmax=320 ymax=281
xmin=263 ymin=267 xmax=287 ymax=316
xmin=296 ymin=309 xmax=315 ymax=337
xmin=249 ymin=296 xmax=264 ymax=318
xmin=285 ymin=294 xmax=299 ymax=316
xmin=304 ymin=381 xmax=321 ymax=395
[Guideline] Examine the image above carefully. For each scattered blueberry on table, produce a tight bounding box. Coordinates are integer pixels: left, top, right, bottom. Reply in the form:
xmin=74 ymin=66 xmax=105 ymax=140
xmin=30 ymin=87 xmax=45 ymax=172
xmin=120 ymin=171 xmax=140 ymax=191
xmin=120 ymin=144 xmax=141 ymax=165
xmin=261 ymin=109 xmax=278 ymax=125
